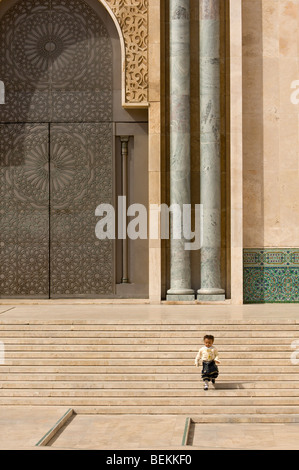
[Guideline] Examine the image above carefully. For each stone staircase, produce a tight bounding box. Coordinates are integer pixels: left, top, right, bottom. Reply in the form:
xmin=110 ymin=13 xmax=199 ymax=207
xmin=0 ymin=319 xmax=299 ymax=422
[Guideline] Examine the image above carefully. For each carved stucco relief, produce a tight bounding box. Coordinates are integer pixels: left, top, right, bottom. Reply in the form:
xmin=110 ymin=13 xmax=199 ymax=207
xmin=104 ymin=0 xmax=148 ymax=106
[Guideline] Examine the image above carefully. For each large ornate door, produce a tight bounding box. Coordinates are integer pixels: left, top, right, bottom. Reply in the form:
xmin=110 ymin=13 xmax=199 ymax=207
xmin=0 ymin=0 xmax=115 ymax=298
xmin=0 ymin=122 xmax=114 ymax=298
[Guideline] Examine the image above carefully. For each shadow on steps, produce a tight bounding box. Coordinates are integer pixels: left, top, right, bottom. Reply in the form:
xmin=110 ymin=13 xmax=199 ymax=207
xmin=214 ymin=382 xmax=252 ymax=390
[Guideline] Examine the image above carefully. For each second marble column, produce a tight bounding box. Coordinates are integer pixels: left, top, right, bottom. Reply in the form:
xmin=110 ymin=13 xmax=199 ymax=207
xmin=197 ymin=0 xmax=225 ymax=301
xmin=167 ymin=0 xmax=195 ymax=300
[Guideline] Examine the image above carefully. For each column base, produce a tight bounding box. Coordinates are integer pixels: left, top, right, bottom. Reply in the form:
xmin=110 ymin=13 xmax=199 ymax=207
xmin=197 ymin=294 xmax=225 ymax=301
xmin=167 ymin=289 xmax=195 ymax=301
xmin=166 ymin=294 xmax=196 ymax=301
xmin=197 ymin=288 xmax=225 ymax=302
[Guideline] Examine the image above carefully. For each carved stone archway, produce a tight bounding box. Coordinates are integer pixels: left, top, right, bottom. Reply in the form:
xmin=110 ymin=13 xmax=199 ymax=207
xmin=98 ymin=0 xmax=148 ymax=107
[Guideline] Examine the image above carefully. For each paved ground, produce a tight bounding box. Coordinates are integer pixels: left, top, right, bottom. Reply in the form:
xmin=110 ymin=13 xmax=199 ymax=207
xmin=0 ymin=406 xmax=71 ymax=449
xmin=1 ymin=303 xmax=299 ymax=450
xmin=2 ymin=407 xmax=299 ymax=450
xmin=2 ymin=302 xmax=299 ymax=322
xmin=49 ymin=415 xmax=187 ymax=450
xmin=190 ymin=423 xmax=299 ymax=450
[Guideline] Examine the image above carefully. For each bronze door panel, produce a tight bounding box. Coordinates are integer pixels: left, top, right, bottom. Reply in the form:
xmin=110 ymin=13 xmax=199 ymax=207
xmin=49 ymin=123 xmax=114 ymax=298
xmin=0 ymin=124 xmax=50 ymax=298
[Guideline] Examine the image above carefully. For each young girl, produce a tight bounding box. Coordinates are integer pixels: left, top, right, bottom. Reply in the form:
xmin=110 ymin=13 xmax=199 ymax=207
xmin=195 ymin=334 xmax=220 ymax=390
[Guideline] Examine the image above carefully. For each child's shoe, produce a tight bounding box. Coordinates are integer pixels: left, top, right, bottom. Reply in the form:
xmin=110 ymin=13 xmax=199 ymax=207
xmin=212 ymin=379 xmax=216 ymax=384
xmin=204 ymin=381 xmax=209 ymax=391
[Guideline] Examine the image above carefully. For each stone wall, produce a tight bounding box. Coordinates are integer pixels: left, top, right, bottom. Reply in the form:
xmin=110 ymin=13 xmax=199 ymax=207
xmin=243 ymin=0 xmax=299 ymax=302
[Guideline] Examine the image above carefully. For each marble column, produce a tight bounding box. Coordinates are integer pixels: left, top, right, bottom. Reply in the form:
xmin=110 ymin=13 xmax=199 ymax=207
xmin=197 ymin=0 xmax=225 ymax=301
xmin=167 ymin=0 xmax=195 ymax=301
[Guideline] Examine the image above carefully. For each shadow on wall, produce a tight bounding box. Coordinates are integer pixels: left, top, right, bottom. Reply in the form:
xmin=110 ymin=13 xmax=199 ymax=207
xmin=242 ymin=0 xmax=264 ymax=246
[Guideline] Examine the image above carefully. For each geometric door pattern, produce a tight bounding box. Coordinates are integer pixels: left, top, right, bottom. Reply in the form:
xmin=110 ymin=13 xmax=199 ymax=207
xmin=50 ymin=123 xmax=114 ymax=297
xmin=0 ymin=124 xmax=50 ymax=297
xmin=0 ymin=123 xmax=114 ymax=297
xmin=0 ymin=0 xmax=113 ymax=123
xmin=0 ymin=0 xmax=115 ymax=297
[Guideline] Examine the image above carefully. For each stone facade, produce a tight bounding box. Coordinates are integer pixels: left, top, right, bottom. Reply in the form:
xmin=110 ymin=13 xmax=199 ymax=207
xmin=1 ymin=0 xmax=299 ymax=304
xmin=242 ymin=0 xmax=299 ymax=303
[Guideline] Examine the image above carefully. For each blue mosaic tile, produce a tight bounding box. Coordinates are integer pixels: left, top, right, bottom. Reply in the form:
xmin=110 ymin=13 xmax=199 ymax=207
xmin=243 ymin=249 xmax=299 ymax=303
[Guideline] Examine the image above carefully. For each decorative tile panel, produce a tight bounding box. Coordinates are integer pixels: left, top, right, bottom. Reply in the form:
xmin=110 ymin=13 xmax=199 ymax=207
xmin=244 ymin=249 xmax=299 ymax=303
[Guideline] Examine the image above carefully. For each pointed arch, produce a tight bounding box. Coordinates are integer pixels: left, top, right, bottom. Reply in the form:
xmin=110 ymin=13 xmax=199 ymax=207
xmin=98 ymin=0 xmax=149 ymax=107
xmin=97 ymin=0 xmax=127 ymax=107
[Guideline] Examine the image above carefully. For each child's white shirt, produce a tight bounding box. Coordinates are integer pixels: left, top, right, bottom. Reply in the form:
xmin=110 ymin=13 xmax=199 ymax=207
xmin=194 ymin=346 xmax=220 ymax=366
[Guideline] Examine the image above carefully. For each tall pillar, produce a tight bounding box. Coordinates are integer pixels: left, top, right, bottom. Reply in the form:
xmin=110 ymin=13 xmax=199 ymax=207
xmin=167 ymin=0 xmax=195 ymax=301
xmin=197 ymin=0 xmax=225 ymax=301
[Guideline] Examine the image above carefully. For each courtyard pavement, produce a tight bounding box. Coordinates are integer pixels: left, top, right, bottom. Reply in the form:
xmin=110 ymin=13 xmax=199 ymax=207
xmin=2 ymin=301 xmax=299 ymax=322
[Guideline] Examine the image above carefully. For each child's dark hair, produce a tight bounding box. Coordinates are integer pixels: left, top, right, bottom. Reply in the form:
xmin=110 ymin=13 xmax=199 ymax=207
xmin=204 ymin=335 xmax=214 ymax=342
